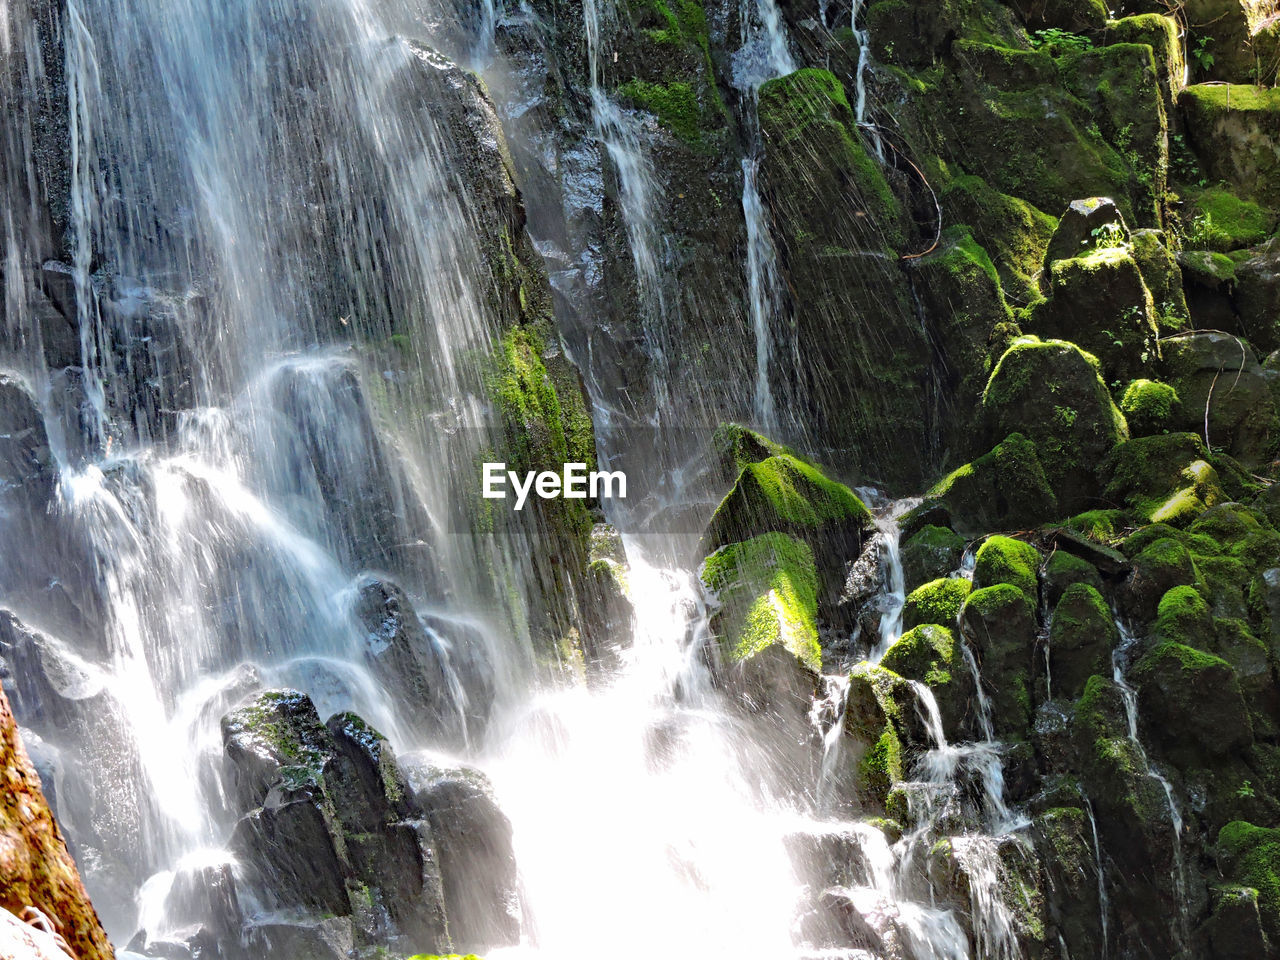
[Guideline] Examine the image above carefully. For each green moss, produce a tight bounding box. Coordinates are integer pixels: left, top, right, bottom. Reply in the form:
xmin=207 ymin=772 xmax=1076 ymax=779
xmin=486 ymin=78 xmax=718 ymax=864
xmin=1217 ymin=821 xmax=1280 ymax=941
xmin=704 ymin=453 xmax=870 ymax=553
xmin=1120 ymin=379 xmax=1180 ymax=436
xmin=928 ymin=432 xmax=1058 ymax=534
xmin=973 ymin=535 xmax=1041 ymax=604
xmin=1044 ymin=548 xmax=1104 ymax=598
xmin=938 ymin=175 xmax=1058 ymax=304
xmin=903 ymin=577 xmax=973 ymax=630
xmin=712 ymin=422 xmax=791 ymax=474
xmin=617 ymin=79 xmax=703 ymax=144
xmin=1186 ymin=187 xmax=1277 ymax=252
xmin=1153 ymin=585 xmax=1214 ymax=649
xmin=1064 ymin=509 xmax=1129 ymax=543
xmin=882 ymin=624 xmax=958 ymax=687
xmin=701 ymin=533 xmax=820 ymax=671
xmin=1049 ymin=584 xmax=1116 ymax=699
xmin=1102 ymin=432 xmax=1226 ymax=525
xmin=901 ymin=524 xmax=966 ymax=589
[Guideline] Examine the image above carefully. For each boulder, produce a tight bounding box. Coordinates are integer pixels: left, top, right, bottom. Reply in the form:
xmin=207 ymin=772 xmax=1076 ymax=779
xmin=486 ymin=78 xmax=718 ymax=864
xmin=881 ymin=624 xmax=976 ymax=735
xmin=973 ymin=535 xmax=1042 ymax=604
xmin=961 ymin=584 xmax=1038 ymax=737
xmin=1042 ymin=196 xmax=1130 ymax=268
xmin=1180 ymin=84 xmax=1280 ymax=206
xmin=902 ymin=577 xmax=973 ymax=631
xmin=1216 ymin=821 xmax=1280 ymax=944
xmin=1102 ymin=432 xmax=1226 ymax=525
xmin=701 ymin=533 xmax=821 ymax=716
xmin=900 ymin=524 xmax=965 ymax=592
xmin=1160 ymin=332 xmax=1278 ymax=464
xmin=1131 ymin=641 xmax=1253 ymax=761
xmin=981 ymin=338 xmax=1128 ymax=512
xmin=1048 ymin=584 xmax=1117 ymax=700
xmin=1042 ymin=549 xmax=1104 ymax=608
xmin=928 ymin=432 xmax=1059 ymax=535
xmin=1119 ymin=379 xmax=1181 ymax=436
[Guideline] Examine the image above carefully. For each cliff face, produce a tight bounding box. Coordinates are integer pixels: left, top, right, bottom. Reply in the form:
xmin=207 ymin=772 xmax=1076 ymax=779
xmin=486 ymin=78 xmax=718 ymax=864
xmin=0 ymin=685 xmax=113 ymax=960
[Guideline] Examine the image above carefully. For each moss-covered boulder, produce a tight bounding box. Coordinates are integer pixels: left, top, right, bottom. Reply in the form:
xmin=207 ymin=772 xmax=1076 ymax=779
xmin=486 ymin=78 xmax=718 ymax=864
xmin=1186 ymin=186 xmax=1278 ymax=253
xmin=982 ymin=338 xmax=1128 ymax=512
xmin=1101 ymin=432 xmax=1227 ymax=525
xmin=1152 ymin=585 xmax=1215 ymax=649
xmin=901 ymin=525 xmax=966 ymax=592
xmin=1104 ymin=14 xmax=1184 ymax=115
xmin=702 ymin=453 xmax=872 ymax=602
xmin=701 ymin=533 xmax=821 ymax=715
xmin=1216 ymin=821 xmax=1280 ymax=944
xmin=1160 ymin=332 xmax=1278 ymax=464
xmin=938 ymin=174 xmax=1058 ymax=305
xmin=1199 ymin=883 xmax=1275 ymax=960
xmin=1049 ymin=584 xmax=1118 ymax=700
xmin=1234 ymin=238 xmax=1280 ymax=355
xmin=973 ymin=534 xmax=1041 ymax=604
xmin=961 ymin=584 xmax=1038 ymax=736
xmin=902 ymin=577 xmax=973 ymax=631
xmin=1129 ymin=228 xmax=1190 ymax=327
xmin=928 ymin=432 xmax=1059 ymax=535
xmin=1032 ymin=805 xmax=1106 ymax=958
xmin=1042 ymin=196 xmax=1130 ymax=267
xmin=580 ymin=524 xmax=635 ymax=681
xmin=1034 ymin=246 xmax=1160 ymax=381
xmin=882 ymin=624 xmax=975 ymax=733
xmin=1180 ymin=84 xmax=1280 ymax=206
xmin=1043 ymin=548 xmax=1105 ymax=607
xmin=1131 ymin=641 xmax=1253 ymax=761
xmin=1124 ymin=534 xmax=1201 ymax=621
xmin=840 ymin=663 xmax=912 ymax=810
xmin=1120 ymin=379 xmax=1181 ymax=436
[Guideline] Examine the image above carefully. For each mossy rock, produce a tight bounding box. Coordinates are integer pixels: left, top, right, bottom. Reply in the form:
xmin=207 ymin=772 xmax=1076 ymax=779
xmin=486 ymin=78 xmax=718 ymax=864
xmin=1129 ymin=229 xmax=1189 ymax=329
xmin=938 ymin=174 xmax=1058 ymax=305
xmin=1131 ymin=640 xmax=1253 ymax=761
xmin=865 ymin=0 xmax=1023 ymax=68
xmin=882 ymin=624 xmax=976 ymax=733
xmin=903 ymin=577 xmax=974 ymax=631
xmin=913 ymin=227 xmax=1015 ymax=451
xmin=961 ymin=583 xmax=1038 ymax=736
xmin=1049 ymin=583 xmax=1118 ymax=700
xmin=702 ymin=453 xmax=872 ymax=603
xmin=1180 ymin=84 xmax=1280 ymax=207
xmin=1010 ymin=0 xmax=1108 ymax=33
xmin=702 ymin=533 xmax=820 ymax=671
xmin=982 ymin=337 xmax=1128 ymax=512
xmin=973 ymin=535 xmax=1042 ymax=605
xmin=1216 ymin=821 xmax=1280 ymax=943
xmin=1199 ymin=884 xmax=1274 ymax=959
xmin=1186 ymin=186 xmax=1278 ymax=253
xmin=1034 ymin=246 xmax=1160 ymax=381
xmin=1124 ymin=534 xmax=1201 ymax=622
xmin=1119 ymin=379 xmax=1180 ymax=436
xmin=901 ymin=525 xmax=966 ymax=592
xmin=1103 ymin=14 xmax=1184 ymax=113
xmin=1101 ymin=432 xmax=1226 ymax=525
xmin=702 ymin=534 xmax=822 ymax=718
xmin=842 ymin=662 xmax=913 ymax=810
xmin=757 ymin=68 xmax=931 ymax=485
xmin=712 ymin=422 xmax=790 ymax=477
xmin=1043 ymin=548 xmax=1104 ymax=607
xmin=1152 ymin=585 xmax=1214 ymax=650
xmin=928 ymin=432 xmax=1059 ymax=535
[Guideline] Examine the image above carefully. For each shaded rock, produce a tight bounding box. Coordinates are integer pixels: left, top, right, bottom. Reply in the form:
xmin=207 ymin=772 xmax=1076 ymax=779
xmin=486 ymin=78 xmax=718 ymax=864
xmin=981 ymin=338 xmax=1128 ymax=512
xmin=961 ymin=584 xmax=1038 ymax=737
xmin=1048 ymin=584 xmax=1117 ymax=700
xmin=900 ymin=525 xmax=965 ymax=592
xmin=1180 ymin=84 xmax=1280 ymax=206
xmin=1042 ymin=196 xmax=1130 ymax=268
xmin=1131 ymin=641 xmax=1253 ymax=761
xmin=928 ymin=433 xmax=1058 ymax=535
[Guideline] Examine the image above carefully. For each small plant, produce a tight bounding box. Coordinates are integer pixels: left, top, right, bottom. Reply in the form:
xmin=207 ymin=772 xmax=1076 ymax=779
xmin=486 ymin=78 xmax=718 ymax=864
xmin=1192 ymin=36 xmax=1215 ymax=74
xmin=1088 ymin=221 xmax=1127 ymax=249
xmin=1029 ymin=27 xmax=1093 ymax=53
xmin=1185 ymin=211 xmax=1229 ymax=249
xmin=1169 ymin=133 xmax=1207 ymax=188
xmin=1238 ymin=780 xmax=1256 ymax=799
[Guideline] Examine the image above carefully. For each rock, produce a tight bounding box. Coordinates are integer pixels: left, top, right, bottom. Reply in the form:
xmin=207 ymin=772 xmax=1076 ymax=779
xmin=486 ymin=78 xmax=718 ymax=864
xmin=1042 ymin=197 xmax=1130 ymax=268
xmin=1032 ymin=806 xmax=1104 ymax=958
xmin=401 ymin=759 xmax=520 ymax=951
xmin=881 ymin=624 xmax=975 ymax=734
xmin=701 ymin=533 xmax=821 ymax=716
xmin=242 ymin=917 xmax=354 ymax=960
xmin=902 ymin=577 xmax=972 ymax=631
xmin=1102 ymin=432 xmax=1226 ymax=525
xmin=981 ymin=338 xmax=1128 ymax=512
xmin=701 ymin=453 xmax=872 ymax=605
xmin=1123 ymin=535 xmax=1200 ymax=621
xmin=1008 ymin=0 xmax=1109 ymax=32
xmin=1042 ymin=551 xmax=1104 ymax=611
xmin=0 ymin=685 xmax=114 ymax=960
xmin=900 ymin=524 xmax=965 ymax=591
xmin=928 ymin=432 xmax=1059 ymax=535
xmin=1048 ymin=584 xmax=1117 ymax=700
xmin=1200 ymin=884 xmax=1275 ymax=959
xmin=352 ymin=576 xmax=473 ymax=748
xmin=1216 ymin=821 xmax=1280 ymax=944
xmin=1180 ymin=84 xmax=1280 ymax=206
xmin=580 ymin=524 xmax=635 ymax=680
xmin=839 ymin=663 xmax=913 ymax=811
xmin=1119 ymin=379 xmax=1181 ymax=436
xmin=961 ymin=584 xmax=1038 ymax=737
xmin=1235 ymin=237 xmax=1280 ymax=354
xmin=973 ymin=535 xmax=1041 ymax=604
xmin=0 ymin=373 xmax=55 ymax=504
xmin=784 ymin=822 xmax=897 ymax=891
xmin=757 ymin=68 xmax=929 ymax=487
xmin=1160 ymin=332 xmax=1278 ymax=464
xmin=1129 ymin=228 xmax=1189 ymax=324
xmin=223 ymin=692 xmax=452 ymax=954
xmin=1105 ymin=15 xmax=1185 ymax=116
xmin=1131 ymin=641 xmax=1253 ymax=761
xmin=1034 ymin=245 xmax=1159 ymax=381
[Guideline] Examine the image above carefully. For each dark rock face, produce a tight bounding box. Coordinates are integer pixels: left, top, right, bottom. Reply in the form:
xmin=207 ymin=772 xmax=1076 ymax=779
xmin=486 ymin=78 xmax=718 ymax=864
xmin=218 ymin=690 xmax=522 ymax=959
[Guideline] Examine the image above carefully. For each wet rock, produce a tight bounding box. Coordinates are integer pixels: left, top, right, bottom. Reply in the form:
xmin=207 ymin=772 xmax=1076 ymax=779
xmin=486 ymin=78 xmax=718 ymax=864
xmin=401 ymin=758 xmax=520 ymax=951
xmin=900 ymin=525 xmax=965 ymax=593
xmin=1041 ymin=549 xmax=1104 ymax=609
xmin=242 ymin=917 xmax=354 ymax=960
xmin=353 ymin=576 xmax=472 ymax=748
xmin=961 ymin=584 xmax=1037 ymax=737
xmin=1032 ymin=806 xmax=1104 ymax=957
xmin=580 ymin=523 xmax=635 ymax=681
xmin=1235 ymin=237 xmax=1280 ymax=354
xmin=928 ymin=433 xmax=1058 ymax=536
xmin=0 ymin=373 xmax=55 ymax=504
xmin=784 ymin=823 xmax=893 ymax=892
xmin=1131 ymin=640 xmax=1253 ymax=761
xmin=1048 ymin=584 xmax=1117 ymax=701
xmin=1200 ymin=884 xmax=1275 ymax=959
